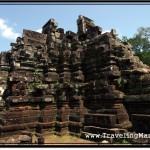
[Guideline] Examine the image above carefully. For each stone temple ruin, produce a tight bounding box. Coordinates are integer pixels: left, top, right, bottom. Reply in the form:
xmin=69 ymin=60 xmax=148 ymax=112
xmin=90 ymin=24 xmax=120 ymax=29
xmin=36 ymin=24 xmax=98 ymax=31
xmin=0 ymin=15 xmax=150 ymax=144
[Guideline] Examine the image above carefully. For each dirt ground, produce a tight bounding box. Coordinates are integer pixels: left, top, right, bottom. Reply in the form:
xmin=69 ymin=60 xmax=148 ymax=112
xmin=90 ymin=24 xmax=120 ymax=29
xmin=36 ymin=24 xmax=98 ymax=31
xmin=31 ymin=134 xmax=98 ymax=145
xmin=44 ymin=135 xmax=97 ymax=144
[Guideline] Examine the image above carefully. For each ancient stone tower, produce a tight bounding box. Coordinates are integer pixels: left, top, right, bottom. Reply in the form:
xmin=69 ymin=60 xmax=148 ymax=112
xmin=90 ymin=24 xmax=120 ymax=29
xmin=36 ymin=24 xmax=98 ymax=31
xmin=0 ymin=15 xmax=150 ymax=142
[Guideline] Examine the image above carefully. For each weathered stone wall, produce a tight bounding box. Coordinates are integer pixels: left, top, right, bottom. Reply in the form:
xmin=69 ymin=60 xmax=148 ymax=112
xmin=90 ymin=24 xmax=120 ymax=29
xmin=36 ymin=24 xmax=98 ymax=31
xmin=0 ymin=15 xmax=150 ymax=139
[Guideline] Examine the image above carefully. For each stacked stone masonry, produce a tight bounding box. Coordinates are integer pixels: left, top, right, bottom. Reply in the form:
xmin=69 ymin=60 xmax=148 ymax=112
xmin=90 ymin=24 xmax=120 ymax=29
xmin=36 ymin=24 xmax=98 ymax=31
xmin=0 ymin=15 xmax=150 ymax=141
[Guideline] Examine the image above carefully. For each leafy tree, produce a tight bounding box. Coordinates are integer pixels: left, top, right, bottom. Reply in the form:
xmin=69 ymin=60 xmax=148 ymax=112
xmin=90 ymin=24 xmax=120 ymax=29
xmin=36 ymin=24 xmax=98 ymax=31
xmin=119 ymin=27 xmax=150 ymax=66
xmin=128 ymin=34 xmax=150 ymax=52
xmin=137 ymin=27 xmax=150 ymax=39
xmin=135 ymin=51 xmax=150 ymax=66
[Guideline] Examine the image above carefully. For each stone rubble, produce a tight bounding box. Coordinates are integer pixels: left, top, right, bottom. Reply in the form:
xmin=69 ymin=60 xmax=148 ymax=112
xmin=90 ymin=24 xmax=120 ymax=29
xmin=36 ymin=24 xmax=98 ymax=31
xmin=0 ymin=15 xmax=150 ymax=144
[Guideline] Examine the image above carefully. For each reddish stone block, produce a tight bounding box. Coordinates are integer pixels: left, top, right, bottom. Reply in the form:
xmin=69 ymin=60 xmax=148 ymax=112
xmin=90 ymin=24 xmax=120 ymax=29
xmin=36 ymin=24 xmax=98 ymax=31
xmin=132 ymin=114 xmax=150 ymax=133
xmin=84 ymin=114 xmax=116 ymax=128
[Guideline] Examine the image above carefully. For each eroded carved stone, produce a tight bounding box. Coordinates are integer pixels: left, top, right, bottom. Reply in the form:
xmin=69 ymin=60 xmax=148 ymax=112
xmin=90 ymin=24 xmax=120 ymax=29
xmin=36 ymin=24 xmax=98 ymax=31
xmin=0 ymin=15 xmax=149 ymax=143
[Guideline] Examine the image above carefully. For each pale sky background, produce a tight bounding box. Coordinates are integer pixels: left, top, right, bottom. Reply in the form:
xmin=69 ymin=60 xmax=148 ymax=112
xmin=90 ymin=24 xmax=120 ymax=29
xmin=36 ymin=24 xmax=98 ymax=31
xmin=0 ymin=4 xmax=150 ymax=51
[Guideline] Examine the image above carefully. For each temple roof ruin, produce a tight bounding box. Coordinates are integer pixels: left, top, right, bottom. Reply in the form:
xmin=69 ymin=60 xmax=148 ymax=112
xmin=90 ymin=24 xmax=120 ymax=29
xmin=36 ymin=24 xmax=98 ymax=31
xmin=0 ymin=15 xmax=150 ymax=144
